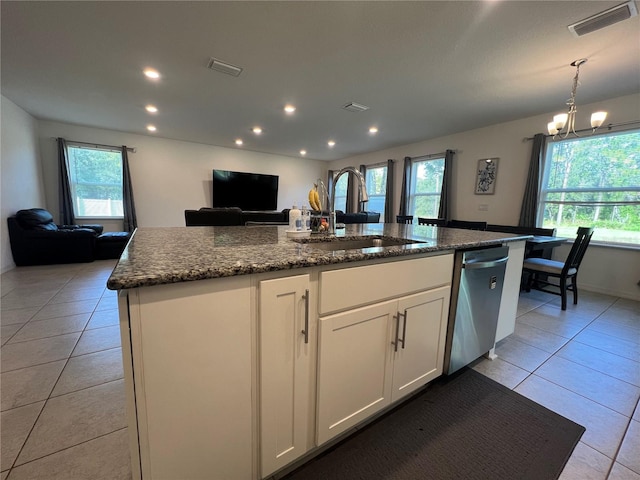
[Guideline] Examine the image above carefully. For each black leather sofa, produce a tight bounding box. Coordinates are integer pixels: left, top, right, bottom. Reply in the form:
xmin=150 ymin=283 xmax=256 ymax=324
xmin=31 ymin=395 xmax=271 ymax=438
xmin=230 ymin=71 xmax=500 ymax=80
xmin=7 ymin=208 xmax=131 ymax=266
xmin=185 ymin=207 xmax=380 ymax=226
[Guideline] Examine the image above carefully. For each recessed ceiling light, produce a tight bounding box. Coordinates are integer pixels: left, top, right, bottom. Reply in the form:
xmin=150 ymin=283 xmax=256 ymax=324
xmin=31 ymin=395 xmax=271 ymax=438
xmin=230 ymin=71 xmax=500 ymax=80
xmin=300 ymin=150 xmax=307 ymax=156
xmin=145 ymin=105 xmax=158 ymax=113
xmin=143 ymin=68 xmax=160 ymax=79
xmin=235 ymin=139 xmax=244 ymax=146
xmin=369 ymin=127 xmax=378 ymax=134
xmin=327 ymin=140 xmax=336 ymax=147
xmin=146 ymin=125 xmax=157 ymax=132
xmin=284 ymin=104 xmax=296 ymax=114
xmin=252 ymin=127 xmax=263 ymax=134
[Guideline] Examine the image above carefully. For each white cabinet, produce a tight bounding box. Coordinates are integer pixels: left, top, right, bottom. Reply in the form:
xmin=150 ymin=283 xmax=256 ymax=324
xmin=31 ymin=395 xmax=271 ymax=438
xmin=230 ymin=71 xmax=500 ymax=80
xmin=120 ymin=276 xmax=253 ymax=480
xmin=392 ymin=287 xmax=450 ymax=400
xmin=258 ymin=274 xmax=315 ymax=478
xmin=316 ymin=300 xmax=395 ymax=445
xmin=316 ymin=258 xmax=451 ymax=445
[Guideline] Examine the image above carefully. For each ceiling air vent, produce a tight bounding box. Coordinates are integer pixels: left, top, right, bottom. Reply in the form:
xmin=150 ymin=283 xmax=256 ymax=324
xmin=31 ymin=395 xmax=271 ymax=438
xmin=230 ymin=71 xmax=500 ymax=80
xmin=568 ymin=1 xmax=637 ymax=37
xmin=207 ymin=58 xmax=243 ymax=77
xmin=343 ymin=102 xmax=370 ymax=113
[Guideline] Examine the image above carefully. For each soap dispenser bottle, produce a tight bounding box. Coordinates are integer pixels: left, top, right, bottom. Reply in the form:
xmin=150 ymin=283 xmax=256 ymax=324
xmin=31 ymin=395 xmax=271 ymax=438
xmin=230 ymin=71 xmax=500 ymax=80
xmin=289 ymin=205 xmax=301 ymax=231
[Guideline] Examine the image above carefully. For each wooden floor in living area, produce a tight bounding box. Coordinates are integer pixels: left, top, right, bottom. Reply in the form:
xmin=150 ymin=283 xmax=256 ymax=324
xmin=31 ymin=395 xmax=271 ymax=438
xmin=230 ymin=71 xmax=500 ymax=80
xmin=1 ymin=261 xmax=638 ymax=479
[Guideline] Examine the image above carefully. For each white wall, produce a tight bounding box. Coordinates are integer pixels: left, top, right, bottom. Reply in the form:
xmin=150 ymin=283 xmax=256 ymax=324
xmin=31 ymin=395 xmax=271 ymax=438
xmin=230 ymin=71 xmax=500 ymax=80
xmin=330 ymin=93 xmax=640 ymax=300
xmin=1 ymin=96 xmax=46 ymax=272
xmin=37 ymin=121 xmax=327 ymax=229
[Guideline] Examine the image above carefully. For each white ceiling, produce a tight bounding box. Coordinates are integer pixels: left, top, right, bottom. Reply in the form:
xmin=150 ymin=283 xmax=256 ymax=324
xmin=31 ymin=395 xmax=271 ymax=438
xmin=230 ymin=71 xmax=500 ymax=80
xmin=2 ymin=1 xmax=639 ymax=161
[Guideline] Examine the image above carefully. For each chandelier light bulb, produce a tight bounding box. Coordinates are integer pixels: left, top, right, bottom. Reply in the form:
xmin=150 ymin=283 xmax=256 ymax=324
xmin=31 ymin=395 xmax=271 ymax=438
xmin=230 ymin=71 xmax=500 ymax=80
xmin=553 ymin=113 xmax=568 ymax=130
xmin=547 ymin=122 xmax=559 ymax=136
xmin=591 ymin=111 xmax=607 ymax=128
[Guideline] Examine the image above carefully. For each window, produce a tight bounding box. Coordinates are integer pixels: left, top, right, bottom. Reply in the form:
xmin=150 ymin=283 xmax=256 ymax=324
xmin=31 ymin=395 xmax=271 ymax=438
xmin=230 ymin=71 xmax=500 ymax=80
xmin=333 ymin=173 xmax=348 ymax=212
xmin=409 ymin=156 xmax=445 ymax=218
xmin=538 ymin=129 xmax=640 ymax=246
xmin=364 ymin=165 xmax=387 ymax=219
xmin=66 ymin=145 xmax=124 ymax=218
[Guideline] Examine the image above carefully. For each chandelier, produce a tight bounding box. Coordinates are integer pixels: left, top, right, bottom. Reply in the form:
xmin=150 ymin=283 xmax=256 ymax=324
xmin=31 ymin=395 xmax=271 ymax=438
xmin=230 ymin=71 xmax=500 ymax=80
xmin=547 ymin=58 xmax=607 ymax=138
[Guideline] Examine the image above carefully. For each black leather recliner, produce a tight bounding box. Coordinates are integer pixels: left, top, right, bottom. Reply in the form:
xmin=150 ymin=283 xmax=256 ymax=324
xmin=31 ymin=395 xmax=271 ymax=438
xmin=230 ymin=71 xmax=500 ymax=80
xmin=7 ymin=208 xmax=104 ymax=266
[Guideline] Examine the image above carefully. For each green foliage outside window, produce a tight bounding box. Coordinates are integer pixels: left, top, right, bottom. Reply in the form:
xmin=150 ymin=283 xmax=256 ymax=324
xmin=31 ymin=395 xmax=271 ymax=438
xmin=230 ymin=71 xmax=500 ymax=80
xmin=365 ymin=166 xmax=387 ymax=218
xmin=410 ymin=158 xmax=444 ymax=218
xmin=67 ymin=146 xmax=124 ymax=217
xmin=540 ymin=130 xmax=640 ymax=245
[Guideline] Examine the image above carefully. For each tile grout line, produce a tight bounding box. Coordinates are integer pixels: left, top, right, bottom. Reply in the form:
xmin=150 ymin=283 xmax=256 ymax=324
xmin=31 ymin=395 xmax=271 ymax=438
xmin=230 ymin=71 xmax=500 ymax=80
xmin=6 ymin=427 xmax=129 ymax=477
xmin=3 ymin=266 xmax=113 ymax=474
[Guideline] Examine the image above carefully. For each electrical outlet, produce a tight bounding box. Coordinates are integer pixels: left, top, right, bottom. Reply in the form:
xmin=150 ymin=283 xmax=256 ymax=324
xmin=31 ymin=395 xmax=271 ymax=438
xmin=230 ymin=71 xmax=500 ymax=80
xmin=478 ymin=204 xmax=489 ymax=211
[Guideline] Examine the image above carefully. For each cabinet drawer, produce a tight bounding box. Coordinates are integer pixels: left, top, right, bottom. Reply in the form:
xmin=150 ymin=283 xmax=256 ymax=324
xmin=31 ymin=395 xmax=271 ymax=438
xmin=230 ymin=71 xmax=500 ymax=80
xmin=319 ymin=254 xmax=453 ymax=315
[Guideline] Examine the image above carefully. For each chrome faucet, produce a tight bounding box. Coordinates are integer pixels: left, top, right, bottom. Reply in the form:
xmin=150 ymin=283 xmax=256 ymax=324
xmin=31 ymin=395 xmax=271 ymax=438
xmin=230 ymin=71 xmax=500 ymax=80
xmin=329 ymin=166 xmax=369 ymax=234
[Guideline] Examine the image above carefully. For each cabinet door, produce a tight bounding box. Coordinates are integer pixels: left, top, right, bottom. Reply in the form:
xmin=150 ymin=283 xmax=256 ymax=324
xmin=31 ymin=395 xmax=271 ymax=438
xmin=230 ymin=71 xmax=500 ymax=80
xmin=316 ymin=300 xmax=395 ymax=445
xmin=259 ymin=274 xmax=313 ymax=477
xmin=392 ymin=286 xmax=451 ymax=402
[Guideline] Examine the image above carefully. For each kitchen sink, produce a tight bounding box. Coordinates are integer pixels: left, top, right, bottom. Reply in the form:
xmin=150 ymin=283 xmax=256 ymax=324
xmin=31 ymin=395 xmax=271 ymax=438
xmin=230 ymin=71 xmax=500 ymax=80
xmin=307 ymin=237 xmax=422 ymax=251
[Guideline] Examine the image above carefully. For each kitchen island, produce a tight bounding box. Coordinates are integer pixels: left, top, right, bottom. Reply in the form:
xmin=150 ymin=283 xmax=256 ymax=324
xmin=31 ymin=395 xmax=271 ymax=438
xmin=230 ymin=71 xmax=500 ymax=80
xmin=108 ymin=224 xmax=528 ymax=480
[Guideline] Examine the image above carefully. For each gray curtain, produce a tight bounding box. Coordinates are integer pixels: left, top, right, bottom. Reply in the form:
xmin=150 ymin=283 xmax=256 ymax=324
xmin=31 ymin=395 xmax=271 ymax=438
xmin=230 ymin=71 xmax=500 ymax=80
xmin=359 ymin=164 xmax=367 ymax=212
xmin=398 ymin=156 xmax=411 ymax=216
xmin=518 ymin=133 xmax=546 ymax=227
xmin=122 ymin=146 xmax=138 ymax=232
xmin=438 ymin=149 xmax=454 ymax=222
xmin=327 ymin=170 xmax=334 ymax=213
xmin=384 ymin=159 xmax=394 ymax=223
xmin=57 ymin=138 xmax=75 ymax=225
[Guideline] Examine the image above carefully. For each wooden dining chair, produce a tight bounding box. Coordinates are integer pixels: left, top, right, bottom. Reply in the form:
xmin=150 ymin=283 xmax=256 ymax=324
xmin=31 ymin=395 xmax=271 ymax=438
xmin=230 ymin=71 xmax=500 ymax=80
xmin=396 ymin=215 xmax=414 ymax=224
xmin=523 ymin=227 xmax=594 ymax=310
xmin=417 ymin=217 xmax=446 ymax=226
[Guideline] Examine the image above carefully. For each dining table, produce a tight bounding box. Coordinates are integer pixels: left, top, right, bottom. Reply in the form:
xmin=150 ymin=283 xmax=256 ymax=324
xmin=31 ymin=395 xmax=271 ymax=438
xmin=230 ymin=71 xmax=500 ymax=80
xmin=525 ymin=235 xmax=568 ymax=257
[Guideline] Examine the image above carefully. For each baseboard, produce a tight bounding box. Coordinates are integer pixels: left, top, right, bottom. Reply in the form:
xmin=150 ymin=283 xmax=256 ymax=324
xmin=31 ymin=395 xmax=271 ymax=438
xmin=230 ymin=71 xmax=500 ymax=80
xmin=1 ymin=263 xmax=15 ymax=274
xmin=579 ymin=283 xmax=640 ymax=302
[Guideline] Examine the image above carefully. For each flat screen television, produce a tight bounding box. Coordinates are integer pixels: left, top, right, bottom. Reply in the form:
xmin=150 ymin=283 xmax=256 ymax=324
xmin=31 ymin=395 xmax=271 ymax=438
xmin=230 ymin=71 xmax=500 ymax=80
xmin=212 ymin=169 xmax=279 ymax=211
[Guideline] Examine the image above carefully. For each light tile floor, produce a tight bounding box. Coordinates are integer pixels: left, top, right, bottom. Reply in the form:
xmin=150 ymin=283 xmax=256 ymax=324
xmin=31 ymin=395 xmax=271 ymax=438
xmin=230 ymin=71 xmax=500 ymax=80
xmin=1 ymin=261 xmax=638 ymax=479
xmin=1 ymin=260 xmax=131 ymax=479
xmin=473 ymin=288 xmax=640 ymax=480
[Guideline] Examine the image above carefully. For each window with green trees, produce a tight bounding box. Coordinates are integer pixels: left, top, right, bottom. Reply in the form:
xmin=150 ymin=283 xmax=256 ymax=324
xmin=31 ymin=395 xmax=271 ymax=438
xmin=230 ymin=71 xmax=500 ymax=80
xmin=365 ymin=165 xmax=387 ymax=219
xmin=538 ymin=129 xmax=640 ymax=245
xmin=409 ymin=156 xmax=445 ymax=218
xmin=66 ymin=145 xmax=124 ymax=218
xmin=333 ymin=174 xmax=348 ymax=213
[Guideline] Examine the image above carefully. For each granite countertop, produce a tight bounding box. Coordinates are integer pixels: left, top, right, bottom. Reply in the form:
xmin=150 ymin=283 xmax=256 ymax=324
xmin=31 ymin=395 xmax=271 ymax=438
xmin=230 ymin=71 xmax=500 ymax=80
xmin=106 ymin=224 xmax=530 ymax=290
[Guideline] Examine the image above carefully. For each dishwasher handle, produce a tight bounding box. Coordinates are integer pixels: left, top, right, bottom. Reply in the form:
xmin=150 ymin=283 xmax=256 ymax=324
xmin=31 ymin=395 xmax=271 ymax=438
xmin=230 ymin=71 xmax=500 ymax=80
xmin=462 ymin=256 xmax=508 ymax=270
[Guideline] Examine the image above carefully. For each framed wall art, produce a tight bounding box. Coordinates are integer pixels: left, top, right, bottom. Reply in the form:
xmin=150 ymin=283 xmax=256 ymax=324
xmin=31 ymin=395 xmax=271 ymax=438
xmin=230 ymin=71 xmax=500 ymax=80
xmin=475 ymin=158 xmax=499 ymax=195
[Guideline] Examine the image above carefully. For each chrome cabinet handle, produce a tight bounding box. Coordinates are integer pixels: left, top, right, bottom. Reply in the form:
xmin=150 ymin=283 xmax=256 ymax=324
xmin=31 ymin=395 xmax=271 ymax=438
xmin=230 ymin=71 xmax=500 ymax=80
xmin=301 ymin=289 xmax=309 ymax=344
xmin=392 ymin=311 xmax=407 ymax=352
xmin=400 ymin=310 xmax=407 ymax=349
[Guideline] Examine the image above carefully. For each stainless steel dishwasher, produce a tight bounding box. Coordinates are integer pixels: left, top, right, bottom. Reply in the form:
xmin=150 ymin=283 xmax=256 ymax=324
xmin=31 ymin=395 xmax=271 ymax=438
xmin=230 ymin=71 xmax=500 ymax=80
xmin=443 ymin=245 xmax=509 ymax=375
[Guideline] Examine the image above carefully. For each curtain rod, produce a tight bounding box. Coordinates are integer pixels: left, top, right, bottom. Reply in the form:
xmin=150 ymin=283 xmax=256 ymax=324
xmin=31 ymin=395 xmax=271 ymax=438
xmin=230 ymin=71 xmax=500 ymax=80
xmin=411 ymin=150 xmax=451 ymax=160
xmin=53 ymin=137 xmax=136 ymax=153
xmin=523 ymin=120 xmax=640 ymax=141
